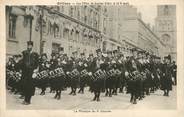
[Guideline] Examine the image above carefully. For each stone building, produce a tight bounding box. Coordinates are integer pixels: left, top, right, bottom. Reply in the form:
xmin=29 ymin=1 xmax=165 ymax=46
xmin=155 ymin=5 xmax=177 ymax=61
xmin=6 ymin=5 xmax=108 ymax=58
xmin=109 ymin=4 xmax=166 ymax=57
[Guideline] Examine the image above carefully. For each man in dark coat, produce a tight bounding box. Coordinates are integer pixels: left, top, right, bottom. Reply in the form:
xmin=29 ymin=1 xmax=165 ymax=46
xmin=160 ymin=55 xmax=173 ymax=96
xmin=20 ymin=41 xmax=39 ymax=105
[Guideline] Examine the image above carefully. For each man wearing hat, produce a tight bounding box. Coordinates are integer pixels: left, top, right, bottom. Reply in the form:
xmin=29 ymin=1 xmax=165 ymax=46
xmin=77 ymin=52 xmax=88 ymax=94
xmin=37 ymin=53 xmax=49 ymax=95
xmin=160 ymin=55 xmax=172 ymax=96
xmin=90 ymin=49 xmax=106 ymax=101
xmin=20 ymin=41 xmax=39 ymax=105
xmin=68 ymin=51 xmax=79 ymax=95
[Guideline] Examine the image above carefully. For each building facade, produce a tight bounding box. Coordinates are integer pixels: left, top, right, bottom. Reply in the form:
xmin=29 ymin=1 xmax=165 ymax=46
xmin=110 ymin=4 xmax=166 ymax=58
xmin=6 ymin=6 xmax=109 ymax=58
xmin=6 ymin=5 xmax=170 ymax=60
xmin=155 ymin=5 xmax=177 ymax=61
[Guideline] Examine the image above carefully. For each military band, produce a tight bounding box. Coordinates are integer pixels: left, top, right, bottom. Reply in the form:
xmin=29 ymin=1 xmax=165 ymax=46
xmin=6 ymin=41 xmax=177 ymax=105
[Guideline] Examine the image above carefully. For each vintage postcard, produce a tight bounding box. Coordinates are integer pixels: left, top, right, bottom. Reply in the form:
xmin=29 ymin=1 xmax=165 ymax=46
xmin=0 ymin=0 xmax=184 ymax=117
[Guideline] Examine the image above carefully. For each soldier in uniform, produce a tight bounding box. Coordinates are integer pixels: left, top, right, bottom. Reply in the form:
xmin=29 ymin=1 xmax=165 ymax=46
xmin=86 ymin=53 xmax=95 ymax=92
xmin=78 ymin=53 xmax=88 ymax=94
xmin=126 ymin=48 xmax=140 ymax=104
xmin=111 ymin=50 xmax=121 ymax=95
xmin=160 ymin=55 xmax=173 ymax=96
xmin=52 ymin=47 xmax=66 ymax=100
xmin=37 ymin=53 xmax=49 ymax=95
xmin=19 ymin=41 xmax=39 ymax=105
xmin=91 ymin=49 xmax=106 ymax=101
xmin=69 ymin=51 xmax=79 ymax=96
xmin=49 ymin=52 xmax=58 ymax=93
xmin=117 ymin=53 xmax=127 ymax=93
xmin=105 ymin=50 xmax=114 ymax=97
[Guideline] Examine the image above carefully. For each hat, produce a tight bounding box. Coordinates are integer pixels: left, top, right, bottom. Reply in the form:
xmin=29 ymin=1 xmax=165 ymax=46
xmin=146 ymin=52 xmax=149 ymax=56
xmin=107 ymin=50 xmax=112 ymax=54
xmin=96 ymin=49 xmax=101 ymax=53
xmin=113 ymin=50 xmax=118 ymax=54
xmin=41 ymin=53 xmax=47 ymax=58
xmin=131 ymin=48 xmax=137 ymax=52
xmin=119 ymin=52 xmax=124 ymax=57
xmin=165 ymin=55 xmax=171 ymax=61
xmin=27 ymin=41 xmax=33 ymax=46
xmin=58 ymin=47 xmax=64 ymax=51
xmin=89 ymin=53 xmax=93 ymax=56
xmin=51 ymin=52 xmax=56 ymax=57
xmin=80 ymin=53 xmax=85 ymax=56
xmin=138 ymin=50 xmax=144 ymax=54
xmin=72 ymin=51 xmax=77 ymax=54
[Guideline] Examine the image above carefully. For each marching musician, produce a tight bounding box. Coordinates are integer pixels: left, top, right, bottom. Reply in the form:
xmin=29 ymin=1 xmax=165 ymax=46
xmin=86 ymin=53 xmax=95 ymax=92
xmin=160 ymin=55 xmax=173 ymax=96
xmin=37 ymin=53 xmax=49 ymax=95
xmin=111 ymin=50 xmax=121 ymax=95
xmin=69 ymin=51 xmax=80 ymax=96
xmin=104 ymin=50 xmax=114 ymax=97
xmin=91 ymin=49 xmax=106 ymax=101
xmin=49 ymin=52 xmax=58 ymax=93
xmin=126 ymin=48 xmax=140 ymax=104
xmin=52 ymin=47 xmax=66 ymax=100
xmin=20 ymin=41 xmax=39 ymax=105
xmin=78 ymin=53 xmax=88 ymax=94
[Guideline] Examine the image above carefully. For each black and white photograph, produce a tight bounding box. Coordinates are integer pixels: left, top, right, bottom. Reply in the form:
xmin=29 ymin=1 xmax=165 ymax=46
xmin=4 ymin=3 xmax=178 ymax=110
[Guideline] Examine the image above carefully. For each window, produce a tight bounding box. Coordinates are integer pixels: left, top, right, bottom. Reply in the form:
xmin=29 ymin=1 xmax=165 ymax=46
xmin=63 ymin=28 xmax=69 ymax=40
xmin=53 ymin=23 xmax=59 ymax=38
xmin=52 ymin=43 xmax=60 ymax=53
xmin=70 ymin=7 xmax=74 ymax=17
xmin=9 ymin=14 xmax=17 ymax=38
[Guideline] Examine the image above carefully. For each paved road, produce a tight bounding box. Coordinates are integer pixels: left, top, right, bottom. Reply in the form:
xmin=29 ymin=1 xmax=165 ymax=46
xmin=6 ymin=86 xmax=176 ymax=110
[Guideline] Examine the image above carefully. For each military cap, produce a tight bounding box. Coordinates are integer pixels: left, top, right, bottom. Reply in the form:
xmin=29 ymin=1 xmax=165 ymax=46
xmin=51 ymin=52 xmax=56 ymax=56
xmin=89 ymin=53 xmax=93 ymax=56
xmin=80 ymin=53 xmax=85 ymax=56
xmin=130 ymin=48 xmax=137 ymax=52
xmin=58 ymin=47 xmax=64 ymax=51
xmin=96 ymin=49 xmax=101 ymax=53
xmin=27 ymin=41 xmax=33 ymax=46
xmin=17 ymin=54 xmax=22 ymax=58
xmin=72 ymin=51 xmax=77 ymax=54
xmin=41 ymin=53 xmax=47 ymax=58
xmin=146 ymin=52 xmax=149 ymax=56
xmin=165 ymin=55 xmax=171 ymax=61
xmin=107 ymin=50 xmax=112 ymax=54
xmin=113 ymin=50 xmax=118 ymax=54
xmin=119 ymin=52 xmax=124 ymax=57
